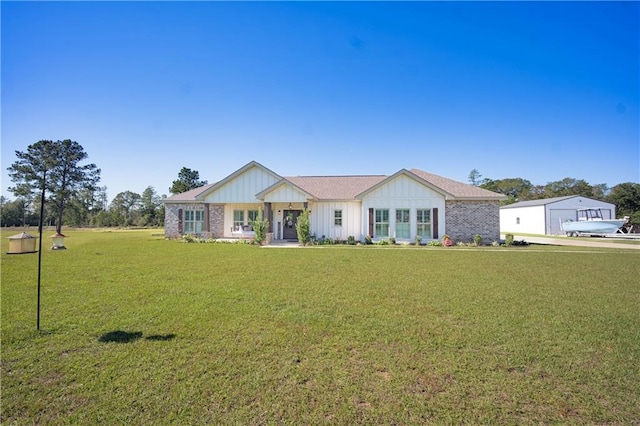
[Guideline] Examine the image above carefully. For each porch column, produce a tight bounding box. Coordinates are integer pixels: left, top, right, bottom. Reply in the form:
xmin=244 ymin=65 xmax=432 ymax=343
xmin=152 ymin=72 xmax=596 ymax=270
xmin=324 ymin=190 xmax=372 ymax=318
xmin=264 ymin=202 xmax=273 ymax=233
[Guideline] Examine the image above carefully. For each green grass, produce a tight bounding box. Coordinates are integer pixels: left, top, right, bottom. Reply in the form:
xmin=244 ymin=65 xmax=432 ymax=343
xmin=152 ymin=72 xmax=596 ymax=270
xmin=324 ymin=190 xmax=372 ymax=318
xmin=2 ymin=229 xmax=639 ymax=424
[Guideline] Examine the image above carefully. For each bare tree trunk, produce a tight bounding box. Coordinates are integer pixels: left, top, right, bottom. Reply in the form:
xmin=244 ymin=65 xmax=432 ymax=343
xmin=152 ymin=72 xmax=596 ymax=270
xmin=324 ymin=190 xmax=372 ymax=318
xmin=56 ymin=201 xmax=65 ymax=234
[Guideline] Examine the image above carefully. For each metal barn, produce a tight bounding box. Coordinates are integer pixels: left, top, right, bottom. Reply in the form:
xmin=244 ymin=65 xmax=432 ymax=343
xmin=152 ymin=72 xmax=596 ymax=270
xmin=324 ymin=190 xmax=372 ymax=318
xmin=499 ymin=196 xmax=617 ymax=235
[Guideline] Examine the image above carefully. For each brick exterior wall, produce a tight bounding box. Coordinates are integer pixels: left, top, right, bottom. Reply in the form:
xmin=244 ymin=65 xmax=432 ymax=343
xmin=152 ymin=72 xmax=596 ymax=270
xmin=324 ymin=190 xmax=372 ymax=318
xmin=164 ymin=203 xmax=225 ymax=239
xmin=164 ymin=204 xmax=182 ymax=238
xmin=445 ymin=200 xmax=501 ymax=244
xmin=209 ymin=204 xmax=224 ymax=238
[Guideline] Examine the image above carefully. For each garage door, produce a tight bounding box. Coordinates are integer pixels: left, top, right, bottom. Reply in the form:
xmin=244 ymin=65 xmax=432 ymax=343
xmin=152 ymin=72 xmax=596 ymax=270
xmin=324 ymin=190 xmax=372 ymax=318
xmin=549 ymin=209 xmax=578 ymax=235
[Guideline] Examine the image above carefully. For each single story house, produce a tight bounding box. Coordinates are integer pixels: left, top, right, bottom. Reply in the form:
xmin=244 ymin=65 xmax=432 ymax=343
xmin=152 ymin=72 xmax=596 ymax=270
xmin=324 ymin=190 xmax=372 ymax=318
xmin=163 ymin=161 xmax=506 ymax=243
xmin=500 ymin=195 xmax=618 ymax=235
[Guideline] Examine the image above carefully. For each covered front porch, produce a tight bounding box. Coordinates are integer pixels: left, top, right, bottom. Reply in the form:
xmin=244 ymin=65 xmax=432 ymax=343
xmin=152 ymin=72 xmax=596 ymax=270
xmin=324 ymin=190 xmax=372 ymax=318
xmin=221 ymin=201 xmax=309 ymax=241
xmin=256 ymin=179 xmax=314 ymax=241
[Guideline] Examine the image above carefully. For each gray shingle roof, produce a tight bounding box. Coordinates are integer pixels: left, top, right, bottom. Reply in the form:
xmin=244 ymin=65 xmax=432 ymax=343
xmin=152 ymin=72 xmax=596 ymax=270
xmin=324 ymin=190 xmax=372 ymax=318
xmin=164 ymin=183 xmax=216 ymax=201
xmin=285 ymin=175 xmax=387 ymax=200
xmin=164 ymin=162 xmax=505 ymax=202
xmin=410 ymin=169 xmax=507 ymax=199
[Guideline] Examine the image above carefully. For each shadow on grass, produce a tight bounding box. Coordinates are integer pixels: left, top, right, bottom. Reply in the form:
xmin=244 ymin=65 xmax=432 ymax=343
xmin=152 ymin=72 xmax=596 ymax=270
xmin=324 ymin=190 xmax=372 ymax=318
xmin=146 ymin=334 xmax=176 ymax=341
xmin=98 ymin=331 xmax=176 ymax=343
xmin=99 ymin=330 xmax=143 ymax=343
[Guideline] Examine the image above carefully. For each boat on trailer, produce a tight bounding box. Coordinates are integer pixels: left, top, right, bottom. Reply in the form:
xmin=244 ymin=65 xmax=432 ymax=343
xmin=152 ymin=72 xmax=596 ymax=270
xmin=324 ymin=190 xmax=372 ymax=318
xmin=561 ymin=208 xmax=628 ymax=237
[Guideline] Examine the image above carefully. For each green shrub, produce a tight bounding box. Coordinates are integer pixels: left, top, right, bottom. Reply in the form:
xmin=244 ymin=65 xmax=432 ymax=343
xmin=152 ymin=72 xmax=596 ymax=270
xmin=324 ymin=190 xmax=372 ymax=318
xmin=505 ymin=233 xmax=514 ymax=246
xmin=182 ymin=234 xmax=209 ymax=243
xmin=182 ymin=234 xmax=196 ymax=243
xmin=473 ymin=234 xmax=482 ymax=246
xmin=347 ymin=235 xmax=356 ymax=245
xmin=321 ymin=237 xmax=336 ymax=245
xmin=296 ymin=208 xmax=311 ymax=245
xmin=251 ymin=211 xmax=269 ymax=245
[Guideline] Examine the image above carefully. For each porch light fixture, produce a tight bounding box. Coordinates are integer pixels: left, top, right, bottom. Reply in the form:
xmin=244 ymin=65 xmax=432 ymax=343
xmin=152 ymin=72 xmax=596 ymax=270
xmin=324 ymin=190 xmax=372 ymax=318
xmin=287 ymin=203 xmax=293 ymax=209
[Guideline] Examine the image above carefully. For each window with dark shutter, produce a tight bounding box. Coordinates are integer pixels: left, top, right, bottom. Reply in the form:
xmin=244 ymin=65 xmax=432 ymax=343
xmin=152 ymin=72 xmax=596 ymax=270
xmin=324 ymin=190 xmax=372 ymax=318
xmin=368 ymin=208 xmax=374 ymax=237
xmin=432 ymin=207 xmax=439 ymax=239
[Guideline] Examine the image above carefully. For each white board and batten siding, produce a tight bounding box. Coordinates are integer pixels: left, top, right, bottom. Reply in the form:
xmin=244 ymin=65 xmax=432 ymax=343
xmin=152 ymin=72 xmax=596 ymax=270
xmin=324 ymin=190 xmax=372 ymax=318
xmin=203 ymin=166 xmax=280 ymax=204
xmin=262 ymin=184 xmax=309 ymax=203
xmin=360 ymin=174 xmax=446 ymax=240
xmin=308 ymin=201 xmax=362 ymax=241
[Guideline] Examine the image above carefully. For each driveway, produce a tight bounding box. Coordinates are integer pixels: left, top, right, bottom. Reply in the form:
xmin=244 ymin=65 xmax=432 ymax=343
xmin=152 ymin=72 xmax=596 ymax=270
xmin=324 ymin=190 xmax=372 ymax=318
xmin=506 ymin=234 xmax=640 ymax=250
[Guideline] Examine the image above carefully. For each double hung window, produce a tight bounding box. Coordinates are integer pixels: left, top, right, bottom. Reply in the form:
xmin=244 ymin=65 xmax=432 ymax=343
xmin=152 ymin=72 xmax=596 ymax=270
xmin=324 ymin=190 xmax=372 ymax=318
xmin=396 ymin=209 xmax=410 ymax=239
xmin=184 ymin=209 xmax=204 ymax=234
xmin=375 ymin=209 xmax=389 ymax=237
xmin=233 ymin=210 xmax=244 ymax=230
xmin=417 ymin=209 xmax=431 ymax=239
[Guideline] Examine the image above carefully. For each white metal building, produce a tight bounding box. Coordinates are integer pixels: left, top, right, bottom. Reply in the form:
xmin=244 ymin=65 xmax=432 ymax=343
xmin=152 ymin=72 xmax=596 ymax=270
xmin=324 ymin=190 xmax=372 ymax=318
xmin=500 ymin=196 xmax=617 ymax=235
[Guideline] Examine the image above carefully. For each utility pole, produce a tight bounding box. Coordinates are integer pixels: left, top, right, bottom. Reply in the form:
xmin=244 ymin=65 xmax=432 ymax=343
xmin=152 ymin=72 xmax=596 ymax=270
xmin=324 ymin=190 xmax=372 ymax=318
xmin=37 ymin=170 xmax=46 ymax=331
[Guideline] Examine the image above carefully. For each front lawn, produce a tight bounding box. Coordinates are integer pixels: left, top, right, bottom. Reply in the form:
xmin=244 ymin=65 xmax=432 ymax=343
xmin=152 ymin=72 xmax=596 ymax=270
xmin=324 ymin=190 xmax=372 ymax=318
xmin=2 ymin=229 xmax=639 ymax=424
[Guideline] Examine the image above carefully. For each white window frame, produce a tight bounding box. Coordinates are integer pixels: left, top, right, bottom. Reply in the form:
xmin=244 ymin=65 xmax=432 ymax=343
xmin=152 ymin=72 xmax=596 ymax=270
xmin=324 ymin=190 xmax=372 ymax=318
xmin=233 ymin=210 xmax=244 ymax=230
xmin=417 ymin=209 xmax=431 ymax=239
xmin=184 ymin=208 xmax=204 ymax=234
xmin=375 ymin=209 xmax=389 ymax=238
xmin=396 ymin=209 xmax=410 ymax=239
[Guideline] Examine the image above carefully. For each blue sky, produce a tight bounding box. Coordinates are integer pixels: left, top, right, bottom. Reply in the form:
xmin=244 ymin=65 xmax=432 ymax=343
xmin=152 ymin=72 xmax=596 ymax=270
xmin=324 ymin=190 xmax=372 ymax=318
xmin=2 ymin=1 xmax=638 ymax=202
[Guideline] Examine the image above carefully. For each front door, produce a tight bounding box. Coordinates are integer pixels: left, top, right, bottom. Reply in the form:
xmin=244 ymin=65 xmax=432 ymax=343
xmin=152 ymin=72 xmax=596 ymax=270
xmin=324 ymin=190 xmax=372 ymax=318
xmin=282 ymin=210 xmax=302 ymax=240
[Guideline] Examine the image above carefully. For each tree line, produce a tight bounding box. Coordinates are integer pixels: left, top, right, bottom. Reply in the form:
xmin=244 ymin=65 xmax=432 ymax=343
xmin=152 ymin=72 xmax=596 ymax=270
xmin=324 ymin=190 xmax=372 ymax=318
xmin=2 ymin=140 xmax=638 ymax=229
xmin=2 ymin=140 xmax=208 ymax=229
xmin=469 ymin=169 xmax=640 ymax=223
xmin=1 ymin=184 xmax=167 ymax=229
